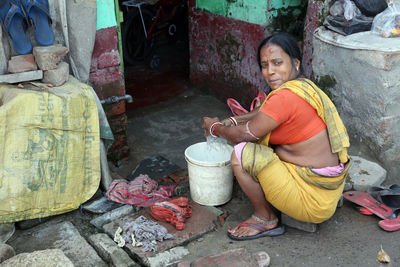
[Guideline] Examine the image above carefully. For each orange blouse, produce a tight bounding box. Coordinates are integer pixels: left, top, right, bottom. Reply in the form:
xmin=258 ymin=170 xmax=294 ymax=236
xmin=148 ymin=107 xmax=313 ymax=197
xmin=260 ymin=89 xmax=326 ymax=144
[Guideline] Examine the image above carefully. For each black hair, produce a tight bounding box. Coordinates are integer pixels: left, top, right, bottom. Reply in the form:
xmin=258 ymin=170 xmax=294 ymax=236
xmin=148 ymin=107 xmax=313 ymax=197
xmin=257 ymin=33 xmax=302 ymax=74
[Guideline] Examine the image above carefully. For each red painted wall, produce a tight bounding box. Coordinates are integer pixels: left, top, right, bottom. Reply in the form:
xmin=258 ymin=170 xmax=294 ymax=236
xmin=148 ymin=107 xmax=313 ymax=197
xmin=89 ymin=26 xmax=129 ymax=162
xmin=188 ymin=0 xmax=269 ymax=108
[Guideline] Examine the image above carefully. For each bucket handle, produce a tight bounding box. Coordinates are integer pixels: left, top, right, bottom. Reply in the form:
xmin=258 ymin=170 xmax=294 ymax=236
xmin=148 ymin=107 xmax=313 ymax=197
xmin=185 ymin=156 xmax=231 ymax=167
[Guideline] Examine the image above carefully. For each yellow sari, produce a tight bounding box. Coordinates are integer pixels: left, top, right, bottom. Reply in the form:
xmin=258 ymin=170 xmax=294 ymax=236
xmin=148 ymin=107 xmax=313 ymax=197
xmin=241 ymin=78 xmax=350 ymax=223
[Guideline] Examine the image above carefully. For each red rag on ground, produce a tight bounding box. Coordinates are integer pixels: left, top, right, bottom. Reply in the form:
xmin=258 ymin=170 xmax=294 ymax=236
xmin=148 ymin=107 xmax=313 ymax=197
xmin=150 ymin=197 xmax=192 ymax=230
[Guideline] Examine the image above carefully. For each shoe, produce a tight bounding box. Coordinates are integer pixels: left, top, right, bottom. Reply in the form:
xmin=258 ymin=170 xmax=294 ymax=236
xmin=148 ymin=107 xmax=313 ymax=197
xmin=0 ymin=0 xmax=32 ymax=54
xmin=367 ymin=184 xmax=400 ymax=209
xmin=21 ymin=0 xmax=54 ymax=46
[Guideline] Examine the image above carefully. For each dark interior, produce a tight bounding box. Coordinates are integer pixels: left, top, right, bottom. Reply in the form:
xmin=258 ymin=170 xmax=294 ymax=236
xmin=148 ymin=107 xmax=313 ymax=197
xmin=119 ymin=0 xmax=190 ymax=110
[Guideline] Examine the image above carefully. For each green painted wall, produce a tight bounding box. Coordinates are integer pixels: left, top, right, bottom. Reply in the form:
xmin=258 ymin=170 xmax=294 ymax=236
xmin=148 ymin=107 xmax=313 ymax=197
xmin=96 ymin=0 xmax=117 ymax=30
xmin=196 ymin=0 xmax=302 ymax=25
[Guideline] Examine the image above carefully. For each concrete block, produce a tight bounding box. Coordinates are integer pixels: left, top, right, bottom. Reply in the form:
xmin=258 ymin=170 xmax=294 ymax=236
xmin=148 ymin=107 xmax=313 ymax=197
xmin=177 ymin=262 xmax=191 ymax=267
xmin=337 ymin=195 xmax=344 ymax=208
xmin=147 ymin=247 xmax=189 ymax=267
xmin=0 ymin=223 xmax=15 ymax=243
xmin=7 ymin=221 xmax=107 ymax=267
xmin=281 ymin=213 xmax=318 ymax=233
xmin=84 ymin=196 xmax=125 ymax=214
xmin=7 ymin=54 xmax=37 ymax=73
xmin=0 ymin=244 xmax=15 ymax=263
xmin=42 ymin=62 xmax=70 ymax=86
xmin=1 ymin=249 xmax=74 ymax=267
xmin=90 ymin=205 xmax=135 ymax=230
xmin=88 ymin=233 xmax=139 ymax=267
xmin=348 ymin=156 xmax=387 ymax=192
xmin=190 ymin=248 xmax=269 ymax=267
xmin=33 ymin=45 xmax=68 ymax=70
xmin=0 ymin=70 xmax=43 ymax=84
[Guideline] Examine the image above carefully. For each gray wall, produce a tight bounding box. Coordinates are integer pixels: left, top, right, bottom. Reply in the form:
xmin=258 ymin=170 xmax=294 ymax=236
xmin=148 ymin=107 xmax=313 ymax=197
xmin=312 ymin=27 xmax=400 ymax=183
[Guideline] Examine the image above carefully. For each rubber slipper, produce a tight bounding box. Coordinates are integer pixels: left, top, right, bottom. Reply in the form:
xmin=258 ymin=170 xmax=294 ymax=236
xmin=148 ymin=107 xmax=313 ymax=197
xmin=343 ymin=191 xmax=396 ymax=220
xmin=379 ymin=212 xmax=400 ymax=232
xmin=227 ymin=98 xmax=248 ymax=116
xmin=0 ymin=0 xmax=32 ymax=54
xmin=227 ymin=222 xmax=285 ymax=241
xmin=367 ymin=184 xmax=400 ymax=209
xmin=353 ymin=205 xmax=374 ymax=216
xmin=21 ymin=0 xmax=54 ymax=46
xmin=250 ymin=91 xmax=267 ymax=111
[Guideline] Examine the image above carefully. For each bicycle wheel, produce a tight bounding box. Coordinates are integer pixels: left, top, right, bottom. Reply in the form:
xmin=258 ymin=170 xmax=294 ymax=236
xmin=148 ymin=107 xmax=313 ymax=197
xmin=122 ymin=7 xmax=154 ymax=65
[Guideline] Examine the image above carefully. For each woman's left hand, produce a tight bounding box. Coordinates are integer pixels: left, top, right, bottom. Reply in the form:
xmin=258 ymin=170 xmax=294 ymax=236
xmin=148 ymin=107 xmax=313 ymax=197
xmin=202 ymin=117 xmax=219 ymax=136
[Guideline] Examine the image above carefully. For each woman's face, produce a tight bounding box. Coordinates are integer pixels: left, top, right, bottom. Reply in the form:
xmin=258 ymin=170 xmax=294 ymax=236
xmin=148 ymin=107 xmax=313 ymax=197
xmin=260 ymin=44 xmax=300 ymax=90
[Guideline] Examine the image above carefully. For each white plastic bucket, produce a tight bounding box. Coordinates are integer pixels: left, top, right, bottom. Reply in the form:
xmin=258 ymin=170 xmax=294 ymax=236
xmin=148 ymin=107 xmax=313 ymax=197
xmin=184 ymin=142 xmax=234 ymax=206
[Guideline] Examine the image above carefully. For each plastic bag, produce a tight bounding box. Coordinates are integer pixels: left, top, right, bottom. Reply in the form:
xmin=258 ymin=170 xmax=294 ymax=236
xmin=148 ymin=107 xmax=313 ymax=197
xmin=372 ymin=4 xmax=400 ymax=37
xmin=324 ymin=0 xmax=373 ymax=35
xmin=344 ymin=0 xmax=358 ymax=20
xmin=353 ymin=0 xmax=388 ymax=16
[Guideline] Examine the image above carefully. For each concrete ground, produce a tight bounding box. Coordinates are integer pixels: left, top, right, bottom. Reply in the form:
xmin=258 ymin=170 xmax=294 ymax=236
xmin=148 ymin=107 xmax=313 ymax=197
xmin=2 ymin=7 xmax=399 ymax=266
xmin=3 ymin=86 xmax=400 ymax=266
xmin=118 ymin=87 xmax=400 ymax=266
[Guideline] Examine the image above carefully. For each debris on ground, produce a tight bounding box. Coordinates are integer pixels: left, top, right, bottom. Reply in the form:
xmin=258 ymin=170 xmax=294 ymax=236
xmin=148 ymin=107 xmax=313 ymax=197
xmin=377 ymin=245 xmax=390 ymax=263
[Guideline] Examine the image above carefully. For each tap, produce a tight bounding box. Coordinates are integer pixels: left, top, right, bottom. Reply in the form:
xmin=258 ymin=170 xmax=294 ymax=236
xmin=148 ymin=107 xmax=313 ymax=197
xmin=100 ymin=94 xmax=133 ymax=104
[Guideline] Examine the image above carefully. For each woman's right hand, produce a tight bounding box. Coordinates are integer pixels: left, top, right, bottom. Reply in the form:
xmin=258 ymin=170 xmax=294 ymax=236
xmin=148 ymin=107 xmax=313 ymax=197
xmin=221 ymin=118 xmax=234 ymax=127
xmin=202 ymin=117 xmax=220 ymax=136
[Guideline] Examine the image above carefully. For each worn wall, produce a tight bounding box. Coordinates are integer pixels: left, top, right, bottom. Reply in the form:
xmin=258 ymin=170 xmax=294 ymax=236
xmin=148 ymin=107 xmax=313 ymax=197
xmin=90 ymin=0 xmax=129 ymax=162
xmin=189 ymin=0 xmax=303 ymax=107
xmin=312 ymin=27 xmax=400 ymax=183
xmin=196 ymin=0 xmax=301 ymax=25
xmin=302 ymin=0 xmax=332 ymax=78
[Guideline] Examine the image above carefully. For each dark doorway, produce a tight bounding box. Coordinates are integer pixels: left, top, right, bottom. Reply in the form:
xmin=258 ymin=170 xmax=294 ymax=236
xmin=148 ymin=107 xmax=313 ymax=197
xmin=119 ymin=0 xmax=190 ymax=110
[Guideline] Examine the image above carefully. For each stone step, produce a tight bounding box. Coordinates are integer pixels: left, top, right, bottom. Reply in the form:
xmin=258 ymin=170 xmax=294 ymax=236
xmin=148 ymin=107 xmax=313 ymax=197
xmin=281 ymin=213 xmax=318 ymax=233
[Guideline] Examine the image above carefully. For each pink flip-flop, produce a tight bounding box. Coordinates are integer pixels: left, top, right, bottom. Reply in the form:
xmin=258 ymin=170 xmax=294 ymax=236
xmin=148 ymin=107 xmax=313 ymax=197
xmin=378 ymin=209 xmax=400 ymax=232
xmin=250 ymin=91 xmax=267 ymax=111
xmin=227 ymin=98 xmax=248 ymax=116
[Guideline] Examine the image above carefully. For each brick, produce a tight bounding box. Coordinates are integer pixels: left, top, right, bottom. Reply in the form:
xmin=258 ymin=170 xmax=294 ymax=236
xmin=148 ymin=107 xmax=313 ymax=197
xmin=98 ymin=50 xmax=121 ymax=69
xmin=7 ymin=54 xmax=37 ymax=73
xmin=42 ymin=62 xmax=70 ymax=86
xmin=88 ymin=233 xmax=139 ymax=267
xmin=89 ymin=66 xmax=124 ymax=97
xmin=0 ymin=70 xmax=43 ymax=84
xmin=109 ymin=114 xmax=128 ymax=133
xmin=147 ymin=247 xmax=190 ymax=267
xmin=281 ymin=213 xmax=318 ymax=233
xmin=33 ymin=45 xmax=68 ymax=70
xmin=0 ymin=244 xmax=15 ymax=263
